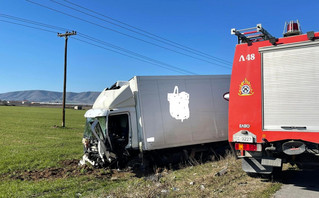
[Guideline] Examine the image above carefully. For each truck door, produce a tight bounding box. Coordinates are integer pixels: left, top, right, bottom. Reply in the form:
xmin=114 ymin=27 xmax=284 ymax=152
xmin=108 ymin=113 xmax=130 ymax=160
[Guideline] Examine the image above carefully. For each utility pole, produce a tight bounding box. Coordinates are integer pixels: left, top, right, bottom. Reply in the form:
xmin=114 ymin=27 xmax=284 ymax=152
xmin=58 ymin=31 xmax=76 ymax=127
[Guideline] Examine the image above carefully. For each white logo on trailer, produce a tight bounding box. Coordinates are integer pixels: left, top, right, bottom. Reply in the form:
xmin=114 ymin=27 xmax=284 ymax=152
xmin=167 ymin=86 xmax=190 ymax=122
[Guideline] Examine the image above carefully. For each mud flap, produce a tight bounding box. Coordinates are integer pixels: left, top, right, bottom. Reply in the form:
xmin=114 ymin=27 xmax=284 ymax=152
xmin=242 ymin=157 xmax=273 ymax=174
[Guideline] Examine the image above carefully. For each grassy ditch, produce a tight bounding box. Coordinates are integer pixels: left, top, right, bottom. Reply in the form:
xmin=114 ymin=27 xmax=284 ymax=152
xmin=0 ymin=106 xmax=281 ymax=197
xmin=86 ymin=154 xmax=281 ymax=198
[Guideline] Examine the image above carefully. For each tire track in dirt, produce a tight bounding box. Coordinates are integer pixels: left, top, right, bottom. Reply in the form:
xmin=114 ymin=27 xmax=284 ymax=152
xmin=3 ymin=159 xmax=112 ymax=181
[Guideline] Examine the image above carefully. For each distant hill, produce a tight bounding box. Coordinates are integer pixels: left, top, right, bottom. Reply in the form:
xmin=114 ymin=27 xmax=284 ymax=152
xmin=0 ymin=90 xmax=100 ymax=105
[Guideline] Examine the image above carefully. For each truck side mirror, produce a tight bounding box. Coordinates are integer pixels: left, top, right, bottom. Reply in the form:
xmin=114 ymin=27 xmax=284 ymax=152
xmin=223 ymin=92 xmax=229 ymax=101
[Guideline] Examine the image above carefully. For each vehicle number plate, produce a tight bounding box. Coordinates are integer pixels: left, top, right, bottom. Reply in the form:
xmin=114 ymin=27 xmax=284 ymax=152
xmin=233 ymin=136 xmax=253 ymax=143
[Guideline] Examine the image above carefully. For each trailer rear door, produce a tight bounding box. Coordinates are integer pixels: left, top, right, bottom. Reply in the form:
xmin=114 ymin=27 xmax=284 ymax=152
xmin=261 ymin=41 xmax=319 ymax=131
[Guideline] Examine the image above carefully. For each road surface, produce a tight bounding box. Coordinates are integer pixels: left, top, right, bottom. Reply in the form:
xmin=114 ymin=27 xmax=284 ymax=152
xmin=274 ymin=168 xmax=319 ymax=198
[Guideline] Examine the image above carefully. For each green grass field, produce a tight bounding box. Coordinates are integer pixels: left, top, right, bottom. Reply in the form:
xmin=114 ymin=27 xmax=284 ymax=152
xmin=0 ymin=106 xmax=87 ymax=197
xmin=0 ymin=106 xmax=84 ymax=174
xmin=0 ymin=106 xmax=281 ymax=197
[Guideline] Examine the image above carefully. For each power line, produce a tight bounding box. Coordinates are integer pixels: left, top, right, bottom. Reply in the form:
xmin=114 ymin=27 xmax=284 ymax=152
xmin=0 ymin=15 xmax=196 ymax=75
xmin=72 ymin=37 xmax=196 ymax=75
xmin=76 ymin=33 xmax=196 ymax=74
xmin=59 ymin=0 xmax=232 ymax=65
xmin=0 ymin=13 xmax=67 ymax=32
xmin=26 ymin=0 xmax=231 ymax=69
xmin=0 ymin=19 xmax=57 ymax=33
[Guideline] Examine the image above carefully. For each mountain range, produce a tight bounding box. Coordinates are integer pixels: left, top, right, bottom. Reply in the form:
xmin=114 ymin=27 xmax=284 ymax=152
xmin=0 ymin=90 xmax=100 ymax=105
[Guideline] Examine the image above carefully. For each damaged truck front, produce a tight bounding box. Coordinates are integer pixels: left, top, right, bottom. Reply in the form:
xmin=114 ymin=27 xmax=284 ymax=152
xmin=80 ymin=75 xmax=230 ymax=167
xmin=81 ymin=110 xmax=115 ymax=166
xmin=80 ymin=80 xmax=137 ymax=167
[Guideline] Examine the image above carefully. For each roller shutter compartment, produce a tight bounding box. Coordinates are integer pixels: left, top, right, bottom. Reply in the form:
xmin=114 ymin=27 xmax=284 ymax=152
xmin=261 ymin=41 xmax=319 ymax=131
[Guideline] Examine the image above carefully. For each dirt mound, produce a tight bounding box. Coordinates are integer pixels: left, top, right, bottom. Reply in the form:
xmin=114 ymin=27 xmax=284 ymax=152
xmin=8 ymin=159 xmax=112 ymax=181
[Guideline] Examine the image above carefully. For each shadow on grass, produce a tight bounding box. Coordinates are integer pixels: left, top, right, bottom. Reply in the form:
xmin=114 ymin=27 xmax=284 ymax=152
xmin=132 ymin=142 xmax=232 ymax=179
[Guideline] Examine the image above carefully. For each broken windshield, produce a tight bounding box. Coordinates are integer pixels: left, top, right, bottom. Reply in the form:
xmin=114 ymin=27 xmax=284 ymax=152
xmin=83 ymin=117 xmax=106 ymax=139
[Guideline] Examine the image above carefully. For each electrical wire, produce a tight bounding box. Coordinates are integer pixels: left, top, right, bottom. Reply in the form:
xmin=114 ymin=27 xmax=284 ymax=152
xmin=0 ymin=13 xmax=67 ymax=32
xmin=0 ymin=19 xmax=57 ymax=33
xmin=59 ymin=0 xmax=232 ymax=65
xmin=77 ymin=33 xmax=196 ymax=74
xmin=26 ymin=0 xmax=232 ymax=69
xmin=0 ymin=15 xmax=196 ymax=75
xmin=72 ymin=37 xmax=196 ymax=75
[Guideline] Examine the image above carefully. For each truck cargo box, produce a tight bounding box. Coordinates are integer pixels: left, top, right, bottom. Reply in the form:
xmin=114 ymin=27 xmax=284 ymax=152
xmin=133 ymin=75 xmax=230 ymax=150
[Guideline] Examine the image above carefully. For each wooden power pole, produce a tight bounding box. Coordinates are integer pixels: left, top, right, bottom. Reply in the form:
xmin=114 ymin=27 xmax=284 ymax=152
xmin=58 ymin=31 xmax=76 ymax=127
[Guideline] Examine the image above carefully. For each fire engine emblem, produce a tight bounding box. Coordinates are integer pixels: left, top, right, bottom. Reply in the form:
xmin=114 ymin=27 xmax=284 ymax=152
xmin=238 ymin=78 xmax=254 ymax=96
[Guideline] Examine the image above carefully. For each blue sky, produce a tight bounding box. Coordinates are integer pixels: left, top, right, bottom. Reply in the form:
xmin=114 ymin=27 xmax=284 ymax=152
xmin=0 ymin=0 xmax=318 ymax=93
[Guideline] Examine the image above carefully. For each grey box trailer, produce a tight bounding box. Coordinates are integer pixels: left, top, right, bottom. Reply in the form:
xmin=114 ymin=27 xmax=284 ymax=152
xmin=80 ymin=75 xmax=230 ymax=166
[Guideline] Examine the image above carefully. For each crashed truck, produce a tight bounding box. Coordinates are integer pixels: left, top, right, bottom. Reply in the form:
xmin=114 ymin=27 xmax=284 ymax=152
xmin=229 ymin=21 xmax=319 ymax=174
xmin=80 ymin=75 xmax=230 ymax=167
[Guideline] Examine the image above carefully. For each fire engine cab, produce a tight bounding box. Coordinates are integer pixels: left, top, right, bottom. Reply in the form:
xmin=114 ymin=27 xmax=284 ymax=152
xmin=229 ymin=21 xmax=319 ymax=174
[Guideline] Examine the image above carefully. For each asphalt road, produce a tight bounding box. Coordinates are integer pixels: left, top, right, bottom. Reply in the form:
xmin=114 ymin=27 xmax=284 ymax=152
xmin=274 ymin=168 xmax=319 ymax=198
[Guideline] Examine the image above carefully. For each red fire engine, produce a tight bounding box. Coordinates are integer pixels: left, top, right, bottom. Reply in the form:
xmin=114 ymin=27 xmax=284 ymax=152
xmin=229 ymin=21 xmax=319 ymax=174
